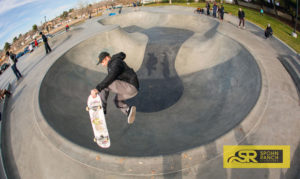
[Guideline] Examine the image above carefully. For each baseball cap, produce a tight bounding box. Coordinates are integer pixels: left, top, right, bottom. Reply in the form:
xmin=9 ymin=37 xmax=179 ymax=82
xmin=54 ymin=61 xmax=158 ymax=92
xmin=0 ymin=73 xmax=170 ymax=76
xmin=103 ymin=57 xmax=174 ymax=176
xmin=97 ymin=51 xmax=110 ymax=65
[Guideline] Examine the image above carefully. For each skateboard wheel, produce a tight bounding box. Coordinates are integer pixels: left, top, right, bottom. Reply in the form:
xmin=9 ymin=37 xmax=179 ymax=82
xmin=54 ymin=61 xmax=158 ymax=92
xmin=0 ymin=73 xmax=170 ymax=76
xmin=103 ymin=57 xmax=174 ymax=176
xmin=86 ymin=106 xmax=89 ymax=111
xmin=93 ymin=138 xmax=97 ymax=142
xmin=98 ymin=106 xmax=101 ymax=110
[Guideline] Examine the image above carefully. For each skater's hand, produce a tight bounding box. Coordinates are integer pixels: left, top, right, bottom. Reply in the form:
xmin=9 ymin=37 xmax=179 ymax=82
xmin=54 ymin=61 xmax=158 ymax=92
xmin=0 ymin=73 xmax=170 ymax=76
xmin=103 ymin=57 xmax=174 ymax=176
xmin=91 ymin=89 xmax=99 ymax=98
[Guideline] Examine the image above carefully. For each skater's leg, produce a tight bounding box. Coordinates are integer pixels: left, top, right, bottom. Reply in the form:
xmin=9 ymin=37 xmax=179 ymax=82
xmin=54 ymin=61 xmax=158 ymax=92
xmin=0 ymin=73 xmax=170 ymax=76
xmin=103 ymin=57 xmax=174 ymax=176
xmin=108 ymin=80 xmax=138 ymax=115
xmin=99 ymin=88 xmax=109 ymax=114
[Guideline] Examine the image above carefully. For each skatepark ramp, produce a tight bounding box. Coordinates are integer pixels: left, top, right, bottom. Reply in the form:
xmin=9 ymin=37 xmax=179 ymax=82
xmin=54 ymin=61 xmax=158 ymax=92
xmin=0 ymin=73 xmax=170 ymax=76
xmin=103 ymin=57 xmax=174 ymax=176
xmin=39 ymin=11 xmax=261 ymax=157
xmin=3 ymin=6 xmax=300 ymax=178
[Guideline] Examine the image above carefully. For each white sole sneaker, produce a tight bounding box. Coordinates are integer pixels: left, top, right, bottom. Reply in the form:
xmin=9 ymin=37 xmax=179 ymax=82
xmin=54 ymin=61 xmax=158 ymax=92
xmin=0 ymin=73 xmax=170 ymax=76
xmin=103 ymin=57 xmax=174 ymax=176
xmin=128 ymin=106 xmax=136 ymax=124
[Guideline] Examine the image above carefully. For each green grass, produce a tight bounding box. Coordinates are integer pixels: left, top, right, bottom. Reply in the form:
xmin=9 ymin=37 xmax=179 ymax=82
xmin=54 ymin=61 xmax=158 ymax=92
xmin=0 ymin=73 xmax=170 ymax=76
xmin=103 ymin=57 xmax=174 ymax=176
xmin=145 ymin=2 xmax=300 ymax=53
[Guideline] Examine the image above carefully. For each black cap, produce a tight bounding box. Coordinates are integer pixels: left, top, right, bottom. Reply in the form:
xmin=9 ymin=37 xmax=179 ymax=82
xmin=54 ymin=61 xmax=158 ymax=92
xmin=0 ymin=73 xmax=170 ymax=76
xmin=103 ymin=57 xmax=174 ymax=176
xmin=97 ymin=51 xmax=110 ymax=65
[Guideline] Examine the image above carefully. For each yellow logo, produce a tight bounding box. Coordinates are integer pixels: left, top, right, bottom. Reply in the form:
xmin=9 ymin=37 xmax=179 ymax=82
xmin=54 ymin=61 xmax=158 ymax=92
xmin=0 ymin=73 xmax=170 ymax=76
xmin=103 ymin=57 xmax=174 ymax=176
xmin=223 ymin=145 xmax=290 ymax=168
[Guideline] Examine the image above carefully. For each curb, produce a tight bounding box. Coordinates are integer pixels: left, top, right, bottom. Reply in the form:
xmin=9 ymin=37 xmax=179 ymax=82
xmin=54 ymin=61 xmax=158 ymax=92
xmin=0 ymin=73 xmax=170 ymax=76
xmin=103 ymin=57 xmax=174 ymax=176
xmin=0 ymin=83 xmax=11 ymax=179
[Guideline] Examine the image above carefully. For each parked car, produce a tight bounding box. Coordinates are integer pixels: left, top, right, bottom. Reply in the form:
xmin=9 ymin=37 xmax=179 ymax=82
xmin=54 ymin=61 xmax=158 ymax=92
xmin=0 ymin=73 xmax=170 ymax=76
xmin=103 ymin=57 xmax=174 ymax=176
xmin=46 ymin=34 xmax=53 ymax=38
xmin=16 ymin=52 xmax=24 ymax=59
xmin=23 ymin=46 xmax=29 ymax=54
xmin=0 ymin=63 xmax=10 ymax=74
xmin=37 ymin=38 xmax=43 ymax=43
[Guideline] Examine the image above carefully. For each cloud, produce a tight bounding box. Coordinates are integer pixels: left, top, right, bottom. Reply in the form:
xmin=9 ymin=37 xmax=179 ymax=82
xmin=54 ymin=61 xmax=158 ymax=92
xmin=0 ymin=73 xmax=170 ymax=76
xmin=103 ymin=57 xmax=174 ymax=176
xmin=0 ymin=0 xmax=39 ymax=15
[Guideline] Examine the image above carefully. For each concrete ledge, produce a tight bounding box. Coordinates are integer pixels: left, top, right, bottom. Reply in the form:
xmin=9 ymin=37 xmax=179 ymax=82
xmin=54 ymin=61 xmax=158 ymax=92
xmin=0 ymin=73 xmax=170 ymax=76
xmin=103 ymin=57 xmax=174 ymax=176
xmin=0 ymin=83 xmax=11 ymax=179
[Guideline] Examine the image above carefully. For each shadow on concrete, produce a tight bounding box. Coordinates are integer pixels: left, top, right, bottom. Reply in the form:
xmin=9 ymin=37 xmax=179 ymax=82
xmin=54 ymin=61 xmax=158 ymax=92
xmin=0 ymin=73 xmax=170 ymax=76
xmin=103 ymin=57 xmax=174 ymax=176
xmin=1 ymin=97 xmax=21 ymax=179
xmin=124 ymin=26 xmax=194 ymax=112
xmin=283 ymin=141 xmax=300 ymax=179
xmin=277 ymin=54 xmax=300 ymax=100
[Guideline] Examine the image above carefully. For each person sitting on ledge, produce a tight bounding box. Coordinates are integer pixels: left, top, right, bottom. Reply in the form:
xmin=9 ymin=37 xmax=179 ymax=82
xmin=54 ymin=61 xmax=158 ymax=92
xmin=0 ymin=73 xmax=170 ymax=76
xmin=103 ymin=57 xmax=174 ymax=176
xmin=265 ymin=24 xmax=273 ymax=39
xmin=0 ymin=89 xmax=11 ymax=101
xmin=194 ymin=7 xmax=201 ymax=14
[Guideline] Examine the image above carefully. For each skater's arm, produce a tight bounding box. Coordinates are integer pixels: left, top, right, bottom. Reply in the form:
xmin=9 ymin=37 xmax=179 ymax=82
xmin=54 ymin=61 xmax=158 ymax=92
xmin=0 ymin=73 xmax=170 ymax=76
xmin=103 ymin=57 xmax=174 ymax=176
xmin=96 ymin=60 xmax=123 ymax=91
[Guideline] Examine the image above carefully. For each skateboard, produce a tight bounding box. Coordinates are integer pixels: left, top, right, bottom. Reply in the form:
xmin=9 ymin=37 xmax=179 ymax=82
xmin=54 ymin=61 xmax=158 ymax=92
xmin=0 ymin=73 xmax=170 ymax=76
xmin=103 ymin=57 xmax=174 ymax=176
xmin=86 ymin=94 xmax=110 ymax=148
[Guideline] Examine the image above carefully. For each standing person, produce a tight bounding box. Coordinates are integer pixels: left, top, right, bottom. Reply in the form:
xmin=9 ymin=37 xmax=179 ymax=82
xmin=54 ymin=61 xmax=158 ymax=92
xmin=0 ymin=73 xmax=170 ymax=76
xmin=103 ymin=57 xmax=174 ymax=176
xmin=264 ymin=24 xmax=273 ymax=38
xmin=220 ymin=5 xmax=225 ymax=22
xmin=6 ymin=51 xmax=22 ymax=80
xmin=91 ymin=51 xmax=139 ymax=124
xmin=260 ymin=8 xmax=264 ymax=16
xmin=238 ymin=8 xmax=245 ymax=29
xmin=29 ymin=43 xmax=33 ymax=53
xmin=206 ymin=2 xmax=210 ymax=16
xmin=34 ymin=38 xmax=38 ymax=48
xmin=40 ymin=32 xmax=52 ymax=54
xmin=65 ymin=24 xmax=70 ymax=32
xmin=213 ymin=2 xmax=217 ymax=18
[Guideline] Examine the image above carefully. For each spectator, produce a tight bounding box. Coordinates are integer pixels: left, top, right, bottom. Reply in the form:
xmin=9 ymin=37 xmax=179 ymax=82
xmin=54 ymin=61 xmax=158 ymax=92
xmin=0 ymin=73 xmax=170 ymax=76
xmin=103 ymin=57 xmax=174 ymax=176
xmin=194 ymin=7 xmax=201 ymax=14
xmin=264 ymin=24 xmax=273 ymax=38
xmin=0 ymin=89 xmax=11 ymax=100
xmin=220 ymin=5 xmax=225 ymax=22
xmin=213 ymin=2 xmax=218 ymax=18
xmin=29 ymin=44 xmax=33 ymax=53
xmin=206 ymin=2 xmax=210 ymax=16
xmin=34 ymin=38 xmax=38 ymax=47
xmin=238 ymin=8 xmax=245 ymax=29
xmin=260 ymin=8 xmax=264 ymax=16
xmin=40 ymin=32 xmax=52 ymax=54
xmin=6 ymin=51 xmax=22 ymax=80
xmin=66 ymin=24 xmax=70 ymax=32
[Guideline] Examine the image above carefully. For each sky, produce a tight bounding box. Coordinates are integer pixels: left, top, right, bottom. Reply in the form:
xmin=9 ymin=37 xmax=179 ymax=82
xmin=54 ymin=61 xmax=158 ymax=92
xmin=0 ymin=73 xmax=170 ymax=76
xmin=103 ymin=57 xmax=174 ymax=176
xmin=0 ymin=0 xmax=94 ymax=50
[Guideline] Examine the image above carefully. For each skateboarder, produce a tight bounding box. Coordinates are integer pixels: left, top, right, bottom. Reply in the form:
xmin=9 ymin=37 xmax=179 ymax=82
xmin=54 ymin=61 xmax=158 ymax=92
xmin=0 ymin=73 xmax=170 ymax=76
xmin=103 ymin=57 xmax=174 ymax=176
xmin=91 ymin=51 xmax=139 ymax=124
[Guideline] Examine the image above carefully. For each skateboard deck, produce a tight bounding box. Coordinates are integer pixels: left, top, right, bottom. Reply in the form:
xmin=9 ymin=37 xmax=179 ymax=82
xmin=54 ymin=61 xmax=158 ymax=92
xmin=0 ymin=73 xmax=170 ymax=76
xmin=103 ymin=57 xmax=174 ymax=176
xmin=86 ymin=94 xmax=110 ymax=148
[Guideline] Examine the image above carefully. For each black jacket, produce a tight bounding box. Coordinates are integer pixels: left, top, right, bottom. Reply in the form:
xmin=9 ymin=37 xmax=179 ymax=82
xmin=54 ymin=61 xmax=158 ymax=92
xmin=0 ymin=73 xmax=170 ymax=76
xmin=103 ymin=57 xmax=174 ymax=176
xmin=96 ymin=52 xmax=139 ymax=91
xmin=265 ymin=27 xmax=273 ymax=34
xmin=42 ymin=34 xmax=48 ymax=43
xmin=238 ymin=10 xmax=245 ymax=19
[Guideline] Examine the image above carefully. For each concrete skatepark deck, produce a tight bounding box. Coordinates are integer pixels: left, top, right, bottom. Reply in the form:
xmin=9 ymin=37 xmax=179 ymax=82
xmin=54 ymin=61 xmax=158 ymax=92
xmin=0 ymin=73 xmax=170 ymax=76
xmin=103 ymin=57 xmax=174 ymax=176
xmin=1 ymin=6 xmax=300 ymax=179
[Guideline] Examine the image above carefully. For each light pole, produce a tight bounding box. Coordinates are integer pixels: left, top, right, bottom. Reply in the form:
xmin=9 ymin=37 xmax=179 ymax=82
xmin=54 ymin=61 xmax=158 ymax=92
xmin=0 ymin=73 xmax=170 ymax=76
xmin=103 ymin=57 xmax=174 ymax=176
xmin=292 ymin=0 xmax=299 ymax=38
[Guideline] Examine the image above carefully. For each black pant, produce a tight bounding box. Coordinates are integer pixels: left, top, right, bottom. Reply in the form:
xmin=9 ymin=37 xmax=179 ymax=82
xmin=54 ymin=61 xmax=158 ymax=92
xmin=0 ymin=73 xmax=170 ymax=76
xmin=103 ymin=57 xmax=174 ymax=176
xmin=11 ymin=64 xmax=22 ymax=80
xmin=44 ymin=42 xmax=52 ymax=54
xmin=239 ymin=18 xmax=245 ymax=27
xmin=265 ymin=32 xmax=272 ymax=38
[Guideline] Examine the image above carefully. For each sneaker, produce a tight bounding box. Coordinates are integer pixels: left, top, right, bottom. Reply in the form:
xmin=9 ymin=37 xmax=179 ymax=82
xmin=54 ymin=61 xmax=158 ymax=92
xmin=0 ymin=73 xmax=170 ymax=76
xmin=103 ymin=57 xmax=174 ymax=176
xmin=243 ymin=26 xmax=246 ymax=29
xmin=127 ymin=106 xmax=136 ymax=124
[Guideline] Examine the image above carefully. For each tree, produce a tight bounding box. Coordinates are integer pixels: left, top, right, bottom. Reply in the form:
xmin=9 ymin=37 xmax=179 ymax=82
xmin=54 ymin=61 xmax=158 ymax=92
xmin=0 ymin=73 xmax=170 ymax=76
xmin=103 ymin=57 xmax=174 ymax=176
xmin=32 ymin=24 xmax=38 ymax=31
xmin=13 ymin=37 xmax=18 ymax=43
xmin=69 ymin=8 xmax=74 ymax=13
xmin=60 ymin=11 xmax=69 ymax=19
xmin=19 ymin=34 xmax=22 ymax=38
xmin=4 ymin=42 xmax=11 ymax=51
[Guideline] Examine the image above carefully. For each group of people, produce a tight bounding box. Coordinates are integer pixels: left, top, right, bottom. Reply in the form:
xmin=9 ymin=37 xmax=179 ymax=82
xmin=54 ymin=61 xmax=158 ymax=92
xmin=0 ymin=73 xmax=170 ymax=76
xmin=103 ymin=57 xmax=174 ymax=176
xmin=4 ymin=31 xmax=52 ymax=81
xmin=204 ymin=2 xmax=225 ymax=21
xmin=198 ymin=4 xmax=272 ymax=39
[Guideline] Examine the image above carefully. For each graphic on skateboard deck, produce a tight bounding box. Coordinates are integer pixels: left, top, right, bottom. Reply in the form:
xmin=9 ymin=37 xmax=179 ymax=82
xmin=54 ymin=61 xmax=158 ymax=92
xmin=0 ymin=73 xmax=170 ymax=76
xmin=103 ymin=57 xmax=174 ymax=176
xmin=86 ymin=94 xmax=111 ymax=148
